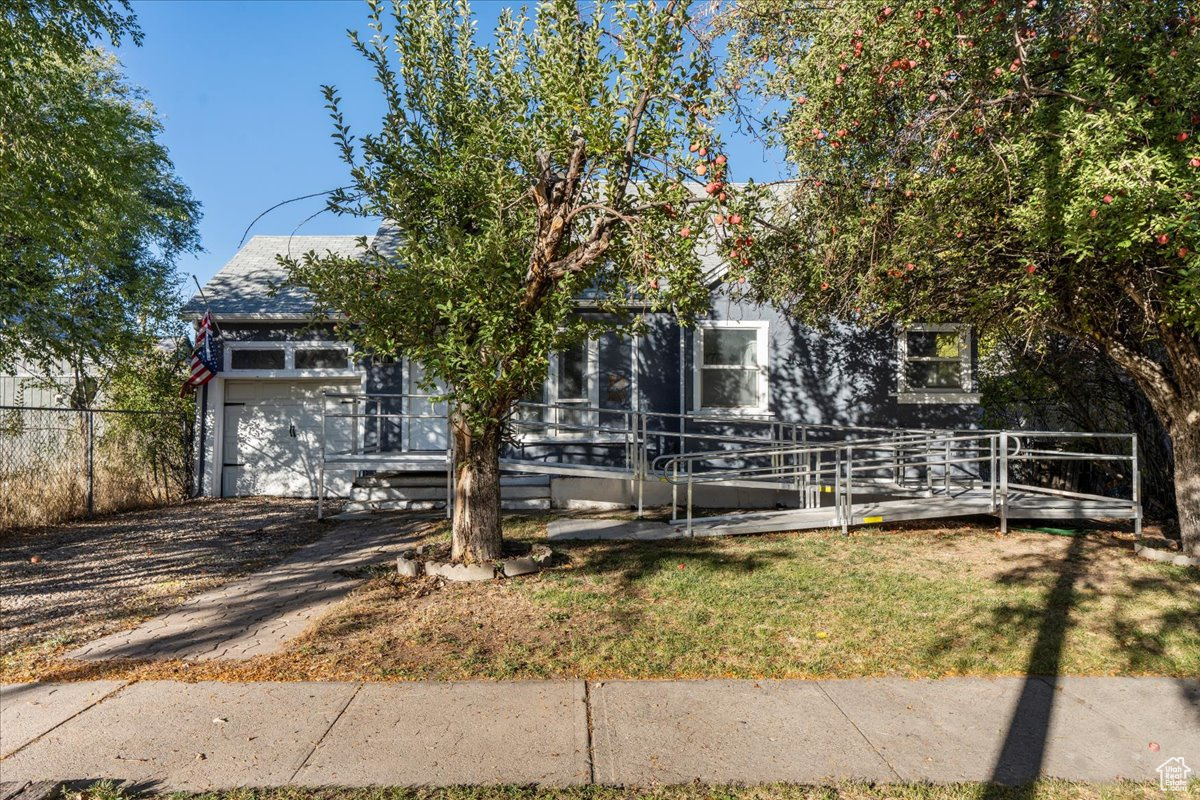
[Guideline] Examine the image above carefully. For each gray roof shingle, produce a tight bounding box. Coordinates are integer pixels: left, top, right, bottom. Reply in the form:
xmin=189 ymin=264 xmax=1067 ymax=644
xmin=182 ymin=235 xmax=371 ymax=319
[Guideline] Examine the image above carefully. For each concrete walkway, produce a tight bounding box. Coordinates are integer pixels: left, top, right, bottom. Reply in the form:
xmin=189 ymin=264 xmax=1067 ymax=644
xmin=64 ymin=520 xmax=425 ymax=662
xmin=2 ymin=677 xmax=1196 ymax=790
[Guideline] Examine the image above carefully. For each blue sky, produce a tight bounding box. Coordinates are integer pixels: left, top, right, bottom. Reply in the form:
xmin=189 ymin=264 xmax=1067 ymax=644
xmin=116 ymin=0 xmax=787 ymax=297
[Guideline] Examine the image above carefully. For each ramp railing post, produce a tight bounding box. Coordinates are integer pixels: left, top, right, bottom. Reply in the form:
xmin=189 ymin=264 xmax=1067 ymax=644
xmin=686 ymin=465 xmax=694 ymax=537
xmin=671 ymin=461 xmax=679 ymax=523
xmin=988 ymin=435 xmax=997 ymax=513
xmin=1131 ymin=433 xmax=1142 ymax=537
xmin=998 ymin=431 xmax=1009 ymax=534
xmin=843 ymin=445 xmax=852 ymax=536
xmin=637 ymin=411 xmax=646 ymax=519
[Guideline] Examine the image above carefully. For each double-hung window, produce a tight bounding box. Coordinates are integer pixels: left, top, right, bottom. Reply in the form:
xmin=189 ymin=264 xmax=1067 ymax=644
xmin=896 ymin=324 xmax=979 ymax=403
xmin=553 ymin=339 xmax=594 ymax=430
xmin=693 ymin=321 xmax=769 ymax=414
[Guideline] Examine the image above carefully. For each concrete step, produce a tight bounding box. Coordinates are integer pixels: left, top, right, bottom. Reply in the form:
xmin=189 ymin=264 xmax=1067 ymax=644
xmin=341 ymin=497 xmax=551 ymax=514
xmin=350 ymin=485 xmax=551 ymax=503
xmin=354 ymin=473 xmax=551 ymax=489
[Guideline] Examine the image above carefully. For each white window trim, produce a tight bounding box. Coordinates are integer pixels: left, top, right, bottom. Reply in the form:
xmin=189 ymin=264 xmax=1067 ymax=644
xmin=222 ymin=341 xmax=358 ymax=379
xmin=693 ymin=320 xmax=770 ymax=415
xmin=547 ymin=338 xmax=600 ymax=438
xmin=895 ymin=323 xmax=980 ymax=404
xmin=516 ymin=335 xmax=636 ymax=442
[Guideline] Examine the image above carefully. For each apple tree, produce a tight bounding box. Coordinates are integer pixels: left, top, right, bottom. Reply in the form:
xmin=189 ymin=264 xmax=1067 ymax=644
xmin=723 ymin=0 xmax=1200 ymax=555
xmin=282 ymin=0 xmax=751 ymax=562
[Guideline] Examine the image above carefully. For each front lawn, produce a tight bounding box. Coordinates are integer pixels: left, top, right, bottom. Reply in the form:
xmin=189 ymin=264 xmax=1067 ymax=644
xmin=13 ymin=512 xmax=1196 ymax=683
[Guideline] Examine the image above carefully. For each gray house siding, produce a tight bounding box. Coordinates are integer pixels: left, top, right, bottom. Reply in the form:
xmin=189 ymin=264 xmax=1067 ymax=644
xmin=698 ymin=288 xmax=982 ymax=430
xmin=187 ymin=231 xmax=981 ymax=503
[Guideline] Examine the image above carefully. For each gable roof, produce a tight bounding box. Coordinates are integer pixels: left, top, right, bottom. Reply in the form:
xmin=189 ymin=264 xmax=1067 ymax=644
xmin=182 ymin=235 xmax=370 ymax=320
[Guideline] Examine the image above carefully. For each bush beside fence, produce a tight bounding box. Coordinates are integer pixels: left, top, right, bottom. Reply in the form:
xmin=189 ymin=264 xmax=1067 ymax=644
xmin=0 ymin=406 xmax=192 ymax=531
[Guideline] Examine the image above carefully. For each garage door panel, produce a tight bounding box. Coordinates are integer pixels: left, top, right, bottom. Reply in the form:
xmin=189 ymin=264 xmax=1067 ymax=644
xmin=221 ymin=379 xmax=358 ymax=498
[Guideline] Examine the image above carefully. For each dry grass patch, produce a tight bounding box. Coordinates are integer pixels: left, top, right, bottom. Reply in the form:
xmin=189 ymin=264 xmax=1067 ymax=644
xmin=18 ymin=512 xmax=1196 ymax=684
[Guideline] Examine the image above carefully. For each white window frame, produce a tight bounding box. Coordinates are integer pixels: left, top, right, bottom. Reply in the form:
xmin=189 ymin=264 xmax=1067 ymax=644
xmin=896 ymin=323 xmax=980 ymax=404
xmin=222 ymin=341 xmax=358 ymax=379
xmin=547 ymin=338 xmax=600 ymax=437
xmin=693 ymin=320 xmax=770 ymax=415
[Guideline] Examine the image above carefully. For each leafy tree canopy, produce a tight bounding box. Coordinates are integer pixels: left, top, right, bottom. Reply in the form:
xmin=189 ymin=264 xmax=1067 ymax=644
xmin=0 ymin=0 xmax=200 ymax=397
xmin=284 ymin=0 xmax=751 ymax=560
xmin=724 ymin=0 xmax=1200 ymax=550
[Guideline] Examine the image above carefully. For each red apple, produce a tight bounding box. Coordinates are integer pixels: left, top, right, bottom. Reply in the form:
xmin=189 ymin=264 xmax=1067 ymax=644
xmin=1179 ymin=247 xmax=1190 ymax=258
xmin=1026 ymin=263 xmax=1037 ymax=274
xmin=680 ymin=227 xmax=692 ymax=238
xmin=1089 ymin=208 xmax=1098 ymax=218
xmin=715 ymin=154 xmax=727 ymax=165
xmin=714 ymin=214 xmax=725 ymax=225
xmin=729 ymin=214 xmax=743 ymax=225
xmin=698 ymin=147 xmax=708 ymax=157
xmin=1190 ymin=158 xmax=1200 ymax=168
xmin=1156 ymin=233 xmax=1170 ymax=245
xmin=799 ymin=96 xmax=809 ymax=106
xmin=1103 ymin=194 xmax=1114 ymax=204
xmin=689 ymin=142 xmax=700 ymax=152
xmin=1178 ymin=132 xmax=1189 ymax=142
xmin=696 ymin=163 xmax=708 ymax=176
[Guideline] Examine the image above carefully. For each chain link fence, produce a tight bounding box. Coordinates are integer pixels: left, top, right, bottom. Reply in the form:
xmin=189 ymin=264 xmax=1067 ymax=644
xmin=0 ymin=406 xmax=193 ymax=531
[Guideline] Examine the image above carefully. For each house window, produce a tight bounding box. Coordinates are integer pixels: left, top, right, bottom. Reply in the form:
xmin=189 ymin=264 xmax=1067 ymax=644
xmin=897 ymin=324 xmax=979 ymax=403
xmin=224 ymin=341 xmax=356 ymax=374
xmin=521 ymin=332 xmax=635 ymax=436
xmin=694 ymin=321 xmax=769 ymax=413
xmin=554 ymin=340 xmax=593 ymax=430
xmin=295 ymin=347 xmax=350 ymax=370
xmin=230 ymin=348 xmax=285 ymax=370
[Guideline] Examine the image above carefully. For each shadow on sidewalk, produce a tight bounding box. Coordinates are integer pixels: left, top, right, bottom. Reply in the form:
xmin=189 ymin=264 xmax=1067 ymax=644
xmin=983 ymin=533 xmax=1085 ymax=795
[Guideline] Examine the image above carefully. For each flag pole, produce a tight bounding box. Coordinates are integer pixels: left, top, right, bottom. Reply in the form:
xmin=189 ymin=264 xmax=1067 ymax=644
xmin=191 ymin=275 xmax=223 ymax=336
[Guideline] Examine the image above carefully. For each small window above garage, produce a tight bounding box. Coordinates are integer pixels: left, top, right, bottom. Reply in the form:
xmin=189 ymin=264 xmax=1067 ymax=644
xmin=230 ymin=348 xmax=285 ymax=370
xmin=295 ymin=347 xmax=350 ymax=370
xmin=224 ymin=342 xmax=355 ymax=375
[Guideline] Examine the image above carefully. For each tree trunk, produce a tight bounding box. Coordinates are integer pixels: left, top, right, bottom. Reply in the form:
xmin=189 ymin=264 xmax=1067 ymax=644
xmin=450 ymin=414 xmax=503 ymax=564
xmin=1101 ymin=335 xmax=1200 ymax=557
xmin=1169 ymin=415 xmax=1200 ymax=558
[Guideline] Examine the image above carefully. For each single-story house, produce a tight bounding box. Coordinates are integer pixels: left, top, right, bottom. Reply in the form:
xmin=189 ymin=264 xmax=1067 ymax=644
xmin=183 ymin=222 xmax=983 ymax=508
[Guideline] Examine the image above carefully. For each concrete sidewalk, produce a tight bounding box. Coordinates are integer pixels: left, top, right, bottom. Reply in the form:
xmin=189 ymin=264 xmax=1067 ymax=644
xmin=1 ymin=677 xmax=1197 ymax=790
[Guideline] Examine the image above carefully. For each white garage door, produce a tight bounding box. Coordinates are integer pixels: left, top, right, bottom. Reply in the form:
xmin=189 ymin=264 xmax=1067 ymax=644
xmin=221 ymin=380 xmax=359 ymax=497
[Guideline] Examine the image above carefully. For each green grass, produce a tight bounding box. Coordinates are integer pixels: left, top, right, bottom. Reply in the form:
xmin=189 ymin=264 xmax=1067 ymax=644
xmin=241 ymin=516 xmax=1198 ymax=682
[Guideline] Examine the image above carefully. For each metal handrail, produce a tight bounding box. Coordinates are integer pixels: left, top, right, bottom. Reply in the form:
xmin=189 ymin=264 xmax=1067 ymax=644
xmin=315 ymin=393 xmax=1142 ymax=539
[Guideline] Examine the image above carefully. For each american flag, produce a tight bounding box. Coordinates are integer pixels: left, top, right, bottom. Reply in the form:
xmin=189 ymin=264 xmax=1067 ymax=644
xmin=181 ymin=310 xmax=220 ymax=395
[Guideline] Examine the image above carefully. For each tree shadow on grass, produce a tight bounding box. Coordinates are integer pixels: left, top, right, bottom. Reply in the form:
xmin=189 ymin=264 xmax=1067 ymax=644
xmin=982 ymin=533 xmax=1085 ymax=793
xmin=932 ymin=531 xmax=1200 ymax=795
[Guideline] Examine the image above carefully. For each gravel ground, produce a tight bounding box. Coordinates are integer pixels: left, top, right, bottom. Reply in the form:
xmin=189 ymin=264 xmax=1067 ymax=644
xmin=0 ymin=498 xmax=351 ymax=672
